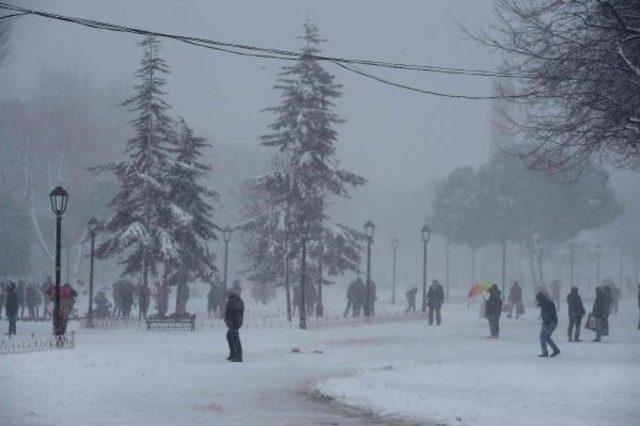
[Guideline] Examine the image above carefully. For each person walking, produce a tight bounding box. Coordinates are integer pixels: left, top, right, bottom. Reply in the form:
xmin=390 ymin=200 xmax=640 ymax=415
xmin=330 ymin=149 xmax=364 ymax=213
xmin=224 ymin=288 xmax=244 ymax=362
xmin=567 ymin=286 xmax=585 ymax=342
xmin=426 ymin=280 xmax=444 ymax=325
xmin=5 ymin=282 xmax=19 ymax=335
xmin=485 ymin=284 xmax=503 ymax=338
xmin=591 ymin=287 xmax=608 ymax=342
xmin=405 ymin=287 xmax=418 ymax=312
xmin=507 ymin=281 xmax=524 ymax=319
xmin=536 ymin=292 xmax=561 ymax=357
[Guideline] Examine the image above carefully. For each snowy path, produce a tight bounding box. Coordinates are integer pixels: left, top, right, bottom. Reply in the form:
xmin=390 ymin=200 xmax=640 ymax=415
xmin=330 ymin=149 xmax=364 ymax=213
xmin=2 ymin=299 xmax=639 ymax=425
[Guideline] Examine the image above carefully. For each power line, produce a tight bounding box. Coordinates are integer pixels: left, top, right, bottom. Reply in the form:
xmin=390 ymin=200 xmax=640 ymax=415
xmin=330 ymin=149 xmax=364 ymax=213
xmin=0 ymin=2 xmax=537 ymax=99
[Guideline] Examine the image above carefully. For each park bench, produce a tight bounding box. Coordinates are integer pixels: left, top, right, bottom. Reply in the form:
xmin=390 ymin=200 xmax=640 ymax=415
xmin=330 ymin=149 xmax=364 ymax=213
xmin=145 ymin=313 xmax=196 ymax=332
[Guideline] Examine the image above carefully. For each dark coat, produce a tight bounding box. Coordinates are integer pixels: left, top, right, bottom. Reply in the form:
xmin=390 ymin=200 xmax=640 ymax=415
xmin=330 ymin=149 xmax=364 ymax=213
xmin=224 ymin=293 xmax=244 ymax=330
xmin=592 ymin=288 xmax=607 ymax=319
xmin=5 ymin=286 xmax=19 ymax=316
xmin=507 ymin=283 xmax=522 ymax=305
xmin=426 ymin=283 xmax=444 ymax=308
xmin=567 ymin=289 xmax=585 ymax=318
xmin=536 ymin=293 xmax=558 ymax=325
xmin=485 ymin=286 xmax=502 ymax=317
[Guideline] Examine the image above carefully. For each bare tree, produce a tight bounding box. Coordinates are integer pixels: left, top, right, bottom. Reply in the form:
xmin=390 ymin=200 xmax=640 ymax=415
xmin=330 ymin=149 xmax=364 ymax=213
xmin=481 ymin=1 xmax=640 ymax=172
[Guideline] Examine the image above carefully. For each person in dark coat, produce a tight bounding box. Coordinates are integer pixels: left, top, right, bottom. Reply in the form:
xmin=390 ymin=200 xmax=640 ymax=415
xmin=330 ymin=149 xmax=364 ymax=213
xmin=426 ymin=280 xmax=444 ymax=325
xmin=567 ymin=286 xmax=585 ymax=342
xmin=536 ymin=292 xmax=561 ymax=357
xmin=224 ymin=289 xmax=245 ymax=362
xmin=507 ymin=281 xmax=524 ymax=319
xmin=592 ymin=287 xmax=608 ymax=342
xmin=484 ymin=284 xmax=502 ymax=338
xmin=405 ymin=287 xmax=418 ymax=312
xmin=344 ymin=279 xmax=360 ymax=317
xmin=5 ymin=282 xmax=19 ymax=335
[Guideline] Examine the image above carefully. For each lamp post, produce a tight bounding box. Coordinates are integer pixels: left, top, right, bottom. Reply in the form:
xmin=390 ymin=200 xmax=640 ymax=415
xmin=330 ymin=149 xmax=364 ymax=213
xmin=595 ymin=244 xmax=602 ymax=287
xmin=222 ymin=226 xmax=233 ymax=295
xmin=87 ymin=217 xmax=99 ymax=328
xmin=299 ymin=220 xmax=310 ymax=329
xmin=49 ymin=186 xmax=68 ymax=336
xmin=569 ymin=242 xmax=577 ymax=288
xmin=421 ymin=224 xmax=431 ymax=312
xmin=364 ymin=221 xmax=375 ymax=317
xmin=391 ymin=238 xmax=398 ymax=305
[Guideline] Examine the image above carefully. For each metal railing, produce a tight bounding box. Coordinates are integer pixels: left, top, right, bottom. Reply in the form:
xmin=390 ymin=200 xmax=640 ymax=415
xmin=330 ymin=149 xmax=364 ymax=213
xmin=80 ymin=316 xmax=143 ymax=330
xmin=0 ymin=332 xmax=75 ymax=355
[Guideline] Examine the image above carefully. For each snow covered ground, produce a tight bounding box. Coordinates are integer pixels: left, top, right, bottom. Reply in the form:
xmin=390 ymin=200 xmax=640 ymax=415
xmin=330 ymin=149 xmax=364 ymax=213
xmin=2 ymin=293 xmax=639 ymax=426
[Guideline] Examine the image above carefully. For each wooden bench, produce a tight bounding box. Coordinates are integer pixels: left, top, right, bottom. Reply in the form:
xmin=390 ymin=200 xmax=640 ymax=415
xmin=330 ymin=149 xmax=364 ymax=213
xmin=145 ymin=313 xmax=196 ymax=332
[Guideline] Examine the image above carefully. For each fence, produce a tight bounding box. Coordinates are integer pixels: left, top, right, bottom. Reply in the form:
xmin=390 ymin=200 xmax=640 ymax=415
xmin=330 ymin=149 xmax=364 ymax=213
xmin=80 ymin=317 xmax=143 ymax=330
xmin=0 ymin=332 xmax=75 ymax=355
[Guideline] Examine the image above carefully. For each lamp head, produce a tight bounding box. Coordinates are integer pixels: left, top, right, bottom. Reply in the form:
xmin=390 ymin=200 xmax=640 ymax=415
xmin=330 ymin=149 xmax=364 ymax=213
xmin=49 ymin=186 xmax=68 ymax=216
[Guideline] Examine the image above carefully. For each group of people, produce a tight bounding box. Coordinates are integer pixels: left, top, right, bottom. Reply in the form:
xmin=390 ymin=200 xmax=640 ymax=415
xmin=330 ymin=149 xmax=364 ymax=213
xmin=481 ymin=279 xmax=636 ymax=358
xmin=2 ymin=279 xmax=77 ymax=336
xmin=343 ymin=277 xmax=377 ymax=317
xmin=0 ymin=278 xmax=54 ymax=322
xmin=403 ymin=280 xmax=445 ymax=325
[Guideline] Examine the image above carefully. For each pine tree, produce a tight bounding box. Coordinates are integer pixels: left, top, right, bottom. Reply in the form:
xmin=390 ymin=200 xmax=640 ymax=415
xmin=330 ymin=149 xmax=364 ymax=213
xmin=167 ymin=117 xmax=219 ymax=310
xmin=242 ymin=20 xmax=365 ymax=317
xmin=95 ymin=35 xmax=188 ymax=291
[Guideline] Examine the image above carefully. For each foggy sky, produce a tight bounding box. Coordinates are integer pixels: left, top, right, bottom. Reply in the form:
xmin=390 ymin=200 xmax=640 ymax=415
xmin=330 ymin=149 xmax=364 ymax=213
xmin=2 ymin=0 xmax=497 ymax=186
xmin=10 ymin=0 xmax=636 ymax=289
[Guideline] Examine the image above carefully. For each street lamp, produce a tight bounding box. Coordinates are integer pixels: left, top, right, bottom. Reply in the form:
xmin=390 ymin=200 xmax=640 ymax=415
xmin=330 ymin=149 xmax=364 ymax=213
xmin=49 ymin=186 xmax=68 ymax=337
xmin=299 ymin=220 xmax=310 ymax=329
xmin=222 ymin=226 xmax=233 ymax=295
xmin=596 ymin=244 xmax=603 ymax=287
xmin=421 ymin=224 xmax=431 ymax=312
xmin=364 ymin=220 xmax=375 ymax=317
xmin=391 ymin=238 xmax=398 ymax=305
xmin=87 ymin=217 xmax=99 ymax=328
xmin=569 ymin=241 xmax=577 ymax=288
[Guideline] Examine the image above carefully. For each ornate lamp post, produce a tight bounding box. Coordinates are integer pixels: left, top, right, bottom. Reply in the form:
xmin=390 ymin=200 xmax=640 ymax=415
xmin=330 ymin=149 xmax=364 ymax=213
xmin=222 ymin=226 xmax=233 ymax=295
xmin=87 ymin=217 xmax=99 ymax=327
xmin=49 ymin=186 xmax=68 ymax=336
xmin=364 ymin=220 xmax=375 ymax=317
xmin=299 ymin=220 xmax=310 ymax=329
xmin=569 ymin=241 xmax=577 ymax=288
xmin=391 ymin=238 xmax=398 ymax=305
xmin=421 ymin=224 xmax=431 ymax=312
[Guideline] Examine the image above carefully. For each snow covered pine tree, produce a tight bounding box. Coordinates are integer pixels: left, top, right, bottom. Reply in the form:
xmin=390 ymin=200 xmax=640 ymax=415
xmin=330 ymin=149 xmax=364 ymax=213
xmin=167 ymin=117 xmax=219 ymax=313
xmin=94 ymin=35 xmax=192 ymax=298
xmin=242 ymin=20 xmax=365 ymax=318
